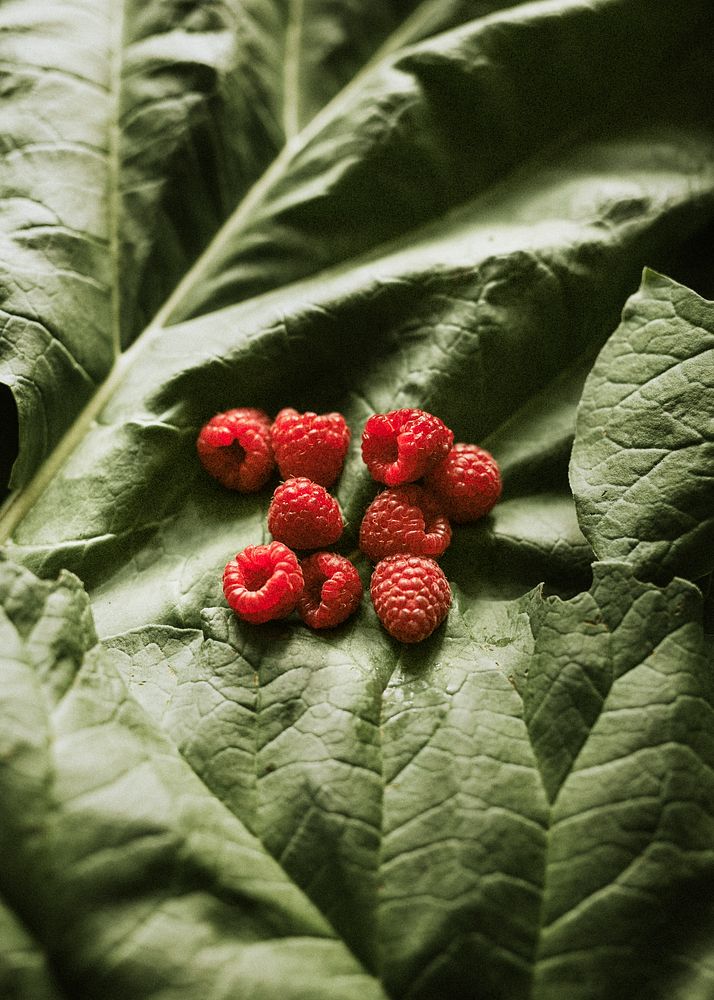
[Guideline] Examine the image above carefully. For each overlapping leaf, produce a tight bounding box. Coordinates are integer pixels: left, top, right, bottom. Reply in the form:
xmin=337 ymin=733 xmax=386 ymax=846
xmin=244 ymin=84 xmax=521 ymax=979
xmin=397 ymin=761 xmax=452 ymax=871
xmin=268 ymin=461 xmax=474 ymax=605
xmin=0 ymin=0 xmax=433 ymax=488
xmin=2 ymin=554 xmax=711 ymax=998
xmin=104 ymin=563 xmax=714 ymax=1000
xmin=570 ymin=269 xmax=714 ymax=582
xmin=1 ymin=0 xmax=714 ymax=997
xmin=4 ymin=125 xmax=714 ymax=632
xmin=165 ymin=0 xmax=714 ymax=321
xmin=0 ymin=560 xmax=388 ymax=999
xmin=2 ymin=0 xmax=714 ymax=492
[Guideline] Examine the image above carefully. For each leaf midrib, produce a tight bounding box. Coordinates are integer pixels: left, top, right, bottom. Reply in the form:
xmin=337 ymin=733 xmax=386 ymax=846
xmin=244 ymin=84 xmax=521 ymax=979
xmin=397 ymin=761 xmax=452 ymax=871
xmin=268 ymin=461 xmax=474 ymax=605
xmin=283 ymin=0 xmax=305 ymax=140
xmin=108 ymin=0 xmax=126 ymax=362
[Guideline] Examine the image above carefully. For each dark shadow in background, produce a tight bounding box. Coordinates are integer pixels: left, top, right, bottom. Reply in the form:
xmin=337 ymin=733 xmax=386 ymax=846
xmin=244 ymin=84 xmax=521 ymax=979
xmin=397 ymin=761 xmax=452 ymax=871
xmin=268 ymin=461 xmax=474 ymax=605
xmin=0 ymin=385 xmax=18 ymax=503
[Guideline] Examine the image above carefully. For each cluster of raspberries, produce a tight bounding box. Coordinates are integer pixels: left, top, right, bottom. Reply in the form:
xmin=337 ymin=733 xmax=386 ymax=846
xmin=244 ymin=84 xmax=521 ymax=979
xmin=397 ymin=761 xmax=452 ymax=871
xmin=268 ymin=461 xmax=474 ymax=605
xmin=196 ymin=406 xmax=501 ymax=643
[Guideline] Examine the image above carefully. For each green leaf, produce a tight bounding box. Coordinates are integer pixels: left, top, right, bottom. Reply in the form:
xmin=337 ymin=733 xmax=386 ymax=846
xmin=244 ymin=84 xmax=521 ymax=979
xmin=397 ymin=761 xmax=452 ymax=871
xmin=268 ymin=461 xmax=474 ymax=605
xmin=1 ymin=2 xmax=714 ymax=996
xmin=98 ymin=560 xmax=714 ymax=999
xmin=0 ymin=0 xmax=433 ymax=488
xmin=105 ymin=610 xmax=393 ymax=967
xmin=570 ymin=269 xmax=714 ymax=582
xmin=532 ymin=564 xmax=714 ymax=1000
xmin=0 ymin=899 xmax=62 ymax=1000
xmin=164 ymin=0 xmax=714 ymax=321
xmin=3 ymin=0 xmax=714 ymax=492
xmin=0 ymin=559 xmax=387 ymax=999
xmin=3 ymin=126 xmax=713 ymax=628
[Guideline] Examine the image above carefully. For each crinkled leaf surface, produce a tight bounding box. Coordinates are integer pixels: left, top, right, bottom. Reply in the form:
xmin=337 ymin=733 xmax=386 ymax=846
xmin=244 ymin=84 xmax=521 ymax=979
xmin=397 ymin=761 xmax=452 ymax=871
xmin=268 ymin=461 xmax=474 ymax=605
xmin=165 ymin=0 xmax=714 ymax=321
xmin=2 ymin=557 xmax=713 ymax=998
xmin=4 ymin=127 xmax=714 ymax=630
xmin=570 ymin=269 xmax=714 ymax=582
xmin=0 ymin=560 xmax=388 ymax=999
xmin=0 ymin=0 xmax=431 ymax=488
xmin=2 ymin=0 xmax=714 ymax=491
xmin=1 ymin=0 xmax=714 ymax=996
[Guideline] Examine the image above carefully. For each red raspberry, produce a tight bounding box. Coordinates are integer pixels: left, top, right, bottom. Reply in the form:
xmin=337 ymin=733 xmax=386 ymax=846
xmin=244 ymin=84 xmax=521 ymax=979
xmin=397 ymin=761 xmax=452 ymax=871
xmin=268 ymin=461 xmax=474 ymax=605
xmin=361 ymin=408 xmax=453 ymax=485
xmin=268 ymin=477 xmax=343 ymax=549
xmin=297 ymin=552 xmax=363 ymax=628
xmin=359 ymin=484 xmax=452 ymax=562
xmin=197 ymin=407 xmax=274 ymax=492
xmin=272 ymin=408 xmax=351 ymax=487
xmin=425 ymin=444 xmax=502 ymax=522
xmin=370 ymin=555 xmax=451 ymax=643
xmin=223 ymin=541 xmax=303 ymax=624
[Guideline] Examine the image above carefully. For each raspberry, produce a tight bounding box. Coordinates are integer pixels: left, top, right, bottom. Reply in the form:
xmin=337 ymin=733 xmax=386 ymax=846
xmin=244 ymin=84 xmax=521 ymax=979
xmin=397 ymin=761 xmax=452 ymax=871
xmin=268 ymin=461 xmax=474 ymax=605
xmin=223 ymin=541 xmax=303 ymax=624
xmin=268 ymin=477 xmax=343 ymax=549
xmin=425 ymin=444 xmax=502 ymax=522
xmin=359 ymin=484 xmax=452 ymax=562
xmin=370 ymin=555 xmax=451 ymax=643
xmin=297 ymin=552 xmax=363 ymax=628
xmin=197 ymin=407 xmax=274 ymax=492
xmin=361 ymin=408 xmax=453 ymax=486
xmin=272 ymin=408 xmax=351 ymax=487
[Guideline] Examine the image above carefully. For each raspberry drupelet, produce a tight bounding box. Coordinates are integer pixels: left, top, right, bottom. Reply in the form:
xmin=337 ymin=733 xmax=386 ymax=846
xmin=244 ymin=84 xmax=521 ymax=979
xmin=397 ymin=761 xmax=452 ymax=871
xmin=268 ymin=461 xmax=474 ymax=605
xmin=197 ymin=407 xmax=274 ymax=492
xmin=272 ymin=408 xmax=351 ymax=487
xmin=298 ymin=552 xmax=363 ymax=628
xmin=268 ymin=477 xmax=343 ymax=550
xmin=370 ymin=555 xmax=451 ymax=643
xmin=361 ymin=408 xmax=453 ymax=485
xmin=425 ymin=444 xmax=502 ymax=522
xmin=223 ymin=541 xmax=303 ymax=624
xmin=359 ymin=484 xmax=451 ymax=562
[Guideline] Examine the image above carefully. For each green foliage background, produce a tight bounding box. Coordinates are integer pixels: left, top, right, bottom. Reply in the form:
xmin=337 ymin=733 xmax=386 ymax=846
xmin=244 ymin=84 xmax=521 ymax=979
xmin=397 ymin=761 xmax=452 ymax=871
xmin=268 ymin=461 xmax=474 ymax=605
xmin=0 ymin=1 xmax=713 ymax=997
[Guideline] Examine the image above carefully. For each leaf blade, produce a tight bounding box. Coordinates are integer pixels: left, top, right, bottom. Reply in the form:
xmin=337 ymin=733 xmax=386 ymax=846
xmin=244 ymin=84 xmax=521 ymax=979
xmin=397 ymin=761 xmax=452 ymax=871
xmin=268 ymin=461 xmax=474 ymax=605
xmin=570 ymin=269 xmax=714 ymax=581
xmin=0 ymin=560 xmax=388 ymax=999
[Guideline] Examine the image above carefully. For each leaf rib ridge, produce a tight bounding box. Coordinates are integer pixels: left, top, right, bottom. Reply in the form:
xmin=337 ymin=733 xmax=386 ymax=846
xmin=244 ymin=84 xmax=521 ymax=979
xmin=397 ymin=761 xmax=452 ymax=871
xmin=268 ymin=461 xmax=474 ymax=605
xmin=108 ymin=0 xmax=127 ymax=360
xmin=282 ymin=0 xmax=305 ymax=140
xmin=201 ymin=626 xmax=385 ymax=979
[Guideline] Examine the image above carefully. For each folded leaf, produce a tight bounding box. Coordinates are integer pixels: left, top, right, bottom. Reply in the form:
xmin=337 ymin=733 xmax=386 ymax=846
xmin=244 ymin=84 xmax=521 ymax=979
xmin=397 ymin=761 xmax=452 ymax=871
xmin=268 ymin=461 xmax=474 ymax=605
xmin=0 ymin=560 xmax=387 ymax=999
xmin=4 ymin=125 xmax=714 ymax=633
xmin=101 ymin=561 xmax=714 ymax=999
xmin=3 ymin=0 xmax=714 ymax=492
xmin=0 ymin=0 xmax=433 ymax=488
xmin=1 ymin=2 xmax=714 ymax=995
xmin=570 ymin=269 xmax=714 ymax=582
xmin=167 ymin=0 xmax=714 ymax=321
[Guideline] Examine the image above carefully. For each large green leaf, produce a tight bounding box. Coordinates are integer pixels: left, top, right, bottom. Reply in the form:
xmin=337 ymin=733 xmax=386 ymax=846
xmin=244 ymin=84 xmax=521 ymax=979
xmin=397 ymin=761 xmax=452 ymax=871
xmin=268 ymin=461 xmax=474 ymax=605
xmin=3 ymin=126 xmax=714 ymax=631
xmin=0 ymin=560 xmax=387 ymax=999
xmin=3 ymin=557 xmax=712 ymax=997
xmin=2 ymin=0 xmax=714 ymax=491
xmin=570 ymin=269 xmax=714 ymax=582
xmin=164 ymin=0 xmax=714 ymax=321
xmin=1 ymin=1 xmax=714 ymax=997
xmin=0 ymin=0 xmax=436 ymax=488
